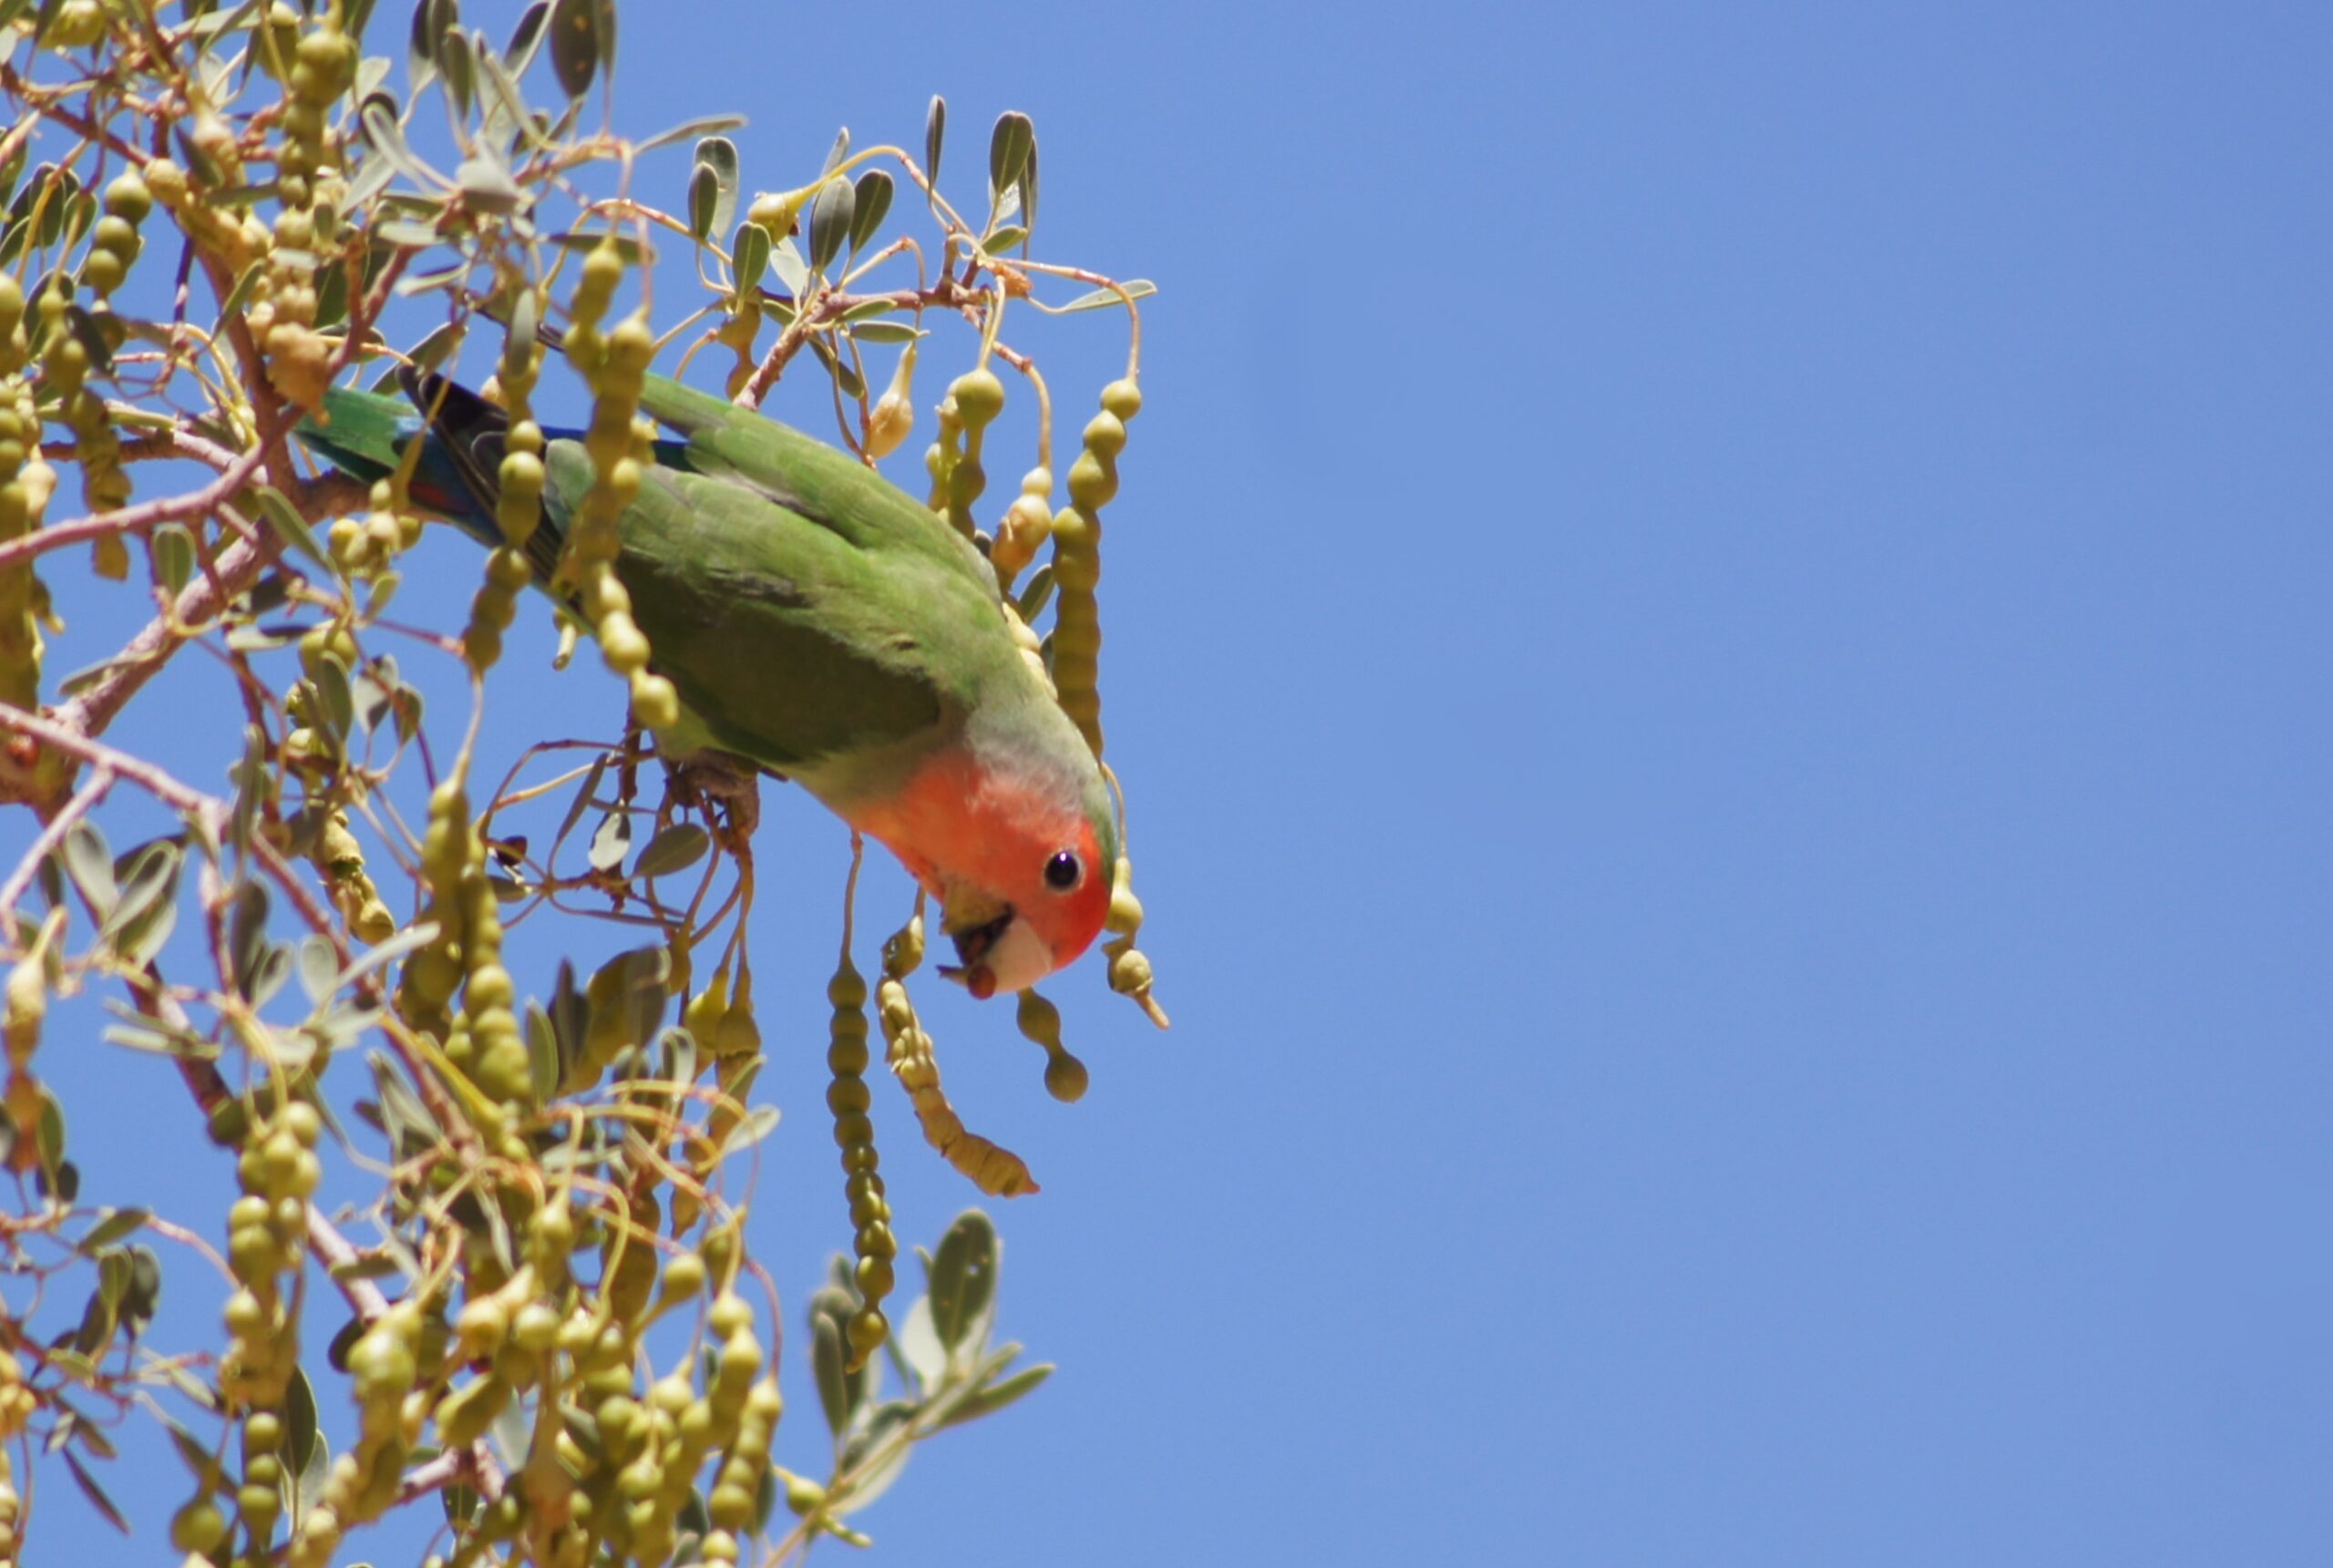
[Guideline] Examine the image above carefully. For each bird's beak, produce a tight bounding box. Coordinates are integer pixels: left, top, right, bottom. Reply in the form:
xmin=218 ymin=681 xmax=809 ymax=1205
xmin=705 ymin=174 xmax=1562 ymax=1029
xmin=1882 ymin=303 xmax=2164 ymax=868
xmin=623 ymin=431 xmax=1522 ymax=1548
xmin=939 ymin=889 xmax=1015 ymax=999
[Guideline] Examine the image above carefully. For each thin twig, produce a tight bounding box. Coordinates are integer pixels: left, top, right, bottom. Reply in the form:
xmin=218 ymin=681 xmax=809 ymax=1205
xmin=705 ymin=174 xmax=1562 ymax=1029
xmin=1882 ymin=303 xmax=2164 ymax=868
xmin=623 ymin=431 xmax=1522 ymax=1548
xmin=0 ymin=766 xmax=112 ymax=922
xmin=733 ymin=279 xmax=987 ymax=409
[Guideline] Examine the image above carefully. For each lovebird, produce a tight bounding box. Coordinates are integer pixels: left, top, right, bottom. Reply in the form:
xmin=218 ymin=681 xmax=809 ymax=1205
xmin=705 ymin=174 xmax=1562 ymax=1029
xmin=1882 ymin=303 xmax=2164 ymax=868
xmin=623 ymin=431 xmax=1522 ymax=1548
xmin=298 ymin=369 xmax=1118 ymax=998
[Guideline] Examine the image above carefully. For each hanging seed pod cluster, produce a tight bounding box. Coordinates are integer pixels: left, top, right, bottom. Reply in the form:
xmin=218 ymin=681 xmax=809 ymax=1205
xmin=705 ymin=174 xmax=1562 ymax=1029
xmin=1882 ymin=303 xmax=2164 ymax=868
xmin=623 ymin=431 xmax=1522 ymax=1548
xmin=0 ymin=4 xmax=1159 ymax=1559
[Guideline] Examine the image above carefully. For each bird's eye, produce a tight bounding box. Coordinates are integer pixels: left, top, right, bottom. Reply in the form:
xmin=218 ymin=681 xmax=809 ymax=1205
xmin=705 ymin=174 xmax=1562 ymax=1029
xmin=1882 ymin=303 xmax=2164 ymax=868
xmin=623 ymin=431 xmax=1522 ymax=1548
xmin=1043 ymin=850 xmax=1083 ymax=891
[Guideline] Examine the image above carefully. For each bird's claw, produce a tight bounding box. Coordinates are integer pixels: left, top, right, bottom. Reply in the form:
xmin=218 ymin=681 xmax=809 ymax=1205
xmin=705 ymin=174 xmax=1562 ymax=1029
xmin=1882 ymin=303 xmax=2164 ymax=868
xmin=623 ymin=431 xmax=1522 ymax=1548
xmin=664 ymin=752 xmax=761 ymax=855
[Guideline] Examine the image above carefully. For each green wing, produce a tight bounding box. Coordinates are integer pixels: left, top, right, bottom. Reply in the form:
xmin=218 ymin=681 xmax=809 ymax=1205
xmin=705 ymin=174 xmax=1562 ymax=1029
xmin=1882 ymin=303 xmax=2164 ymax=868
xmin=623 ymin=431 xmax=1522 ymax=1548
xmin=541 ymin=390 xmax=1019 ymax=804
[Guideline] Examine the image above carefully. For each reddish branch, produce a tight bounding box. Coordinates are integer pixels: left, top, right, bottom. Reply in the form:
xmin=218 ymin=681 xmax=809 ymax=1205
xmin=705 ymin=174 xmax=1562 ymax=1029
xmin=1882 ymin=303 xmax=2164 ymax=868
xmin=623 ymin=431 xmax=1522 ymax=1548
xmin=732 ymin=279 xmax=991 ymax=409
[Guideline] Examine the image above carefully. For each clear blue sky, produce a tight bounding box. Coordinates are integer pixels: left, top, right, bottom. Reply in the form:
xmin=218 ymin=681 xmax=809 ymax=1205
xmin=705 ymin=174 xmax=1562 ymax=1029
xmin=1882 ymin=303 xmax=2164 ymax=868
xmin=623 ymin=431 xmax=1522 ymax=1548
xmin=19 ymin=2 xmax=2332 ymax=1563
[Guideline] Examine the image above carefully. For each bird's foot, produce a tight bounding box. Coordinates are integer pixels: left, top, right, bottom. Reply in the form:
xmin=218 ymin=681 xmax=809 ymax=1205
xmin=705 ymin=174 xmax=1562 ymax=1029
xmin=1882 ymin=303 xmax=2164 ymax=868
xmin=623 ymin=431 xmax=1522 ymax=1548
xmin=664 ymin=751 xmax=761 ymax=854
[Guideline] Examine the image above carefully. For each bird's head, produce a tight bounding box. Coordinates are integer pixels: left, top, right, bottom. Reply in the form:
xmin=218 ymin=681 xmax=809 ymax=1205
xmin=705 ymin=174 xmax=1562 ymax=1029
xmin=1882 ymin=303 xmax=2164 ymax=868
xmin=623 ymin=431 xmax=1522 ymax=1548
xmin=846 ymin=734 xmax=1117 ymax=999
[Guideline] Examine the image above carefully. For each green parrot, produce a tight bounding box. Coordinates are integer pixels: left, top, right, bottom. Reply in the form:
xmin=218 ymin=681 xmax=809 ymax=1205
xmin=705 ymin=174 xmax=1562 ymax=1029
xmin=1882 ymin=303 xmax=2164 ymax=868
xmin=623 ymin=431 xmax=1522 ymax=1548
xmin=298 ymin=369 xmax=1118 ymax=998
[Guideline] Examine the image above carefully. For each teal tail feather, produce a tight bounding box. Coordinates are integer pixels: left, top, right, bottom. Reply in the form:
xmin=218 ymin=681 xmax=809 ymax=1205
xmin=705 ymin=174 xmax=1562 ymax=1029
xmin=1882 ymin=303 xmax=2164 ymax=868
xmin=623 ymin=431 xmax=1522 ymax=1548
xmin=297 ymin=376 xmax=562 ymax=574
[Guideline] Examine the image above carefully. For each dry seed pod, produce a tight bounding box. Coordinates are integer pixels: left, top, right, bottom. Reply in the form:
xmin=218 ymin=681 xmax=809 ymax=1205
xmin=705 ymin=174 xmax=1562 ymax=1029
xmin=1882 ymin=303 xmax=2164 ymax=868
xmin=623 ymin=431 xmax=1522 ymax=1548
xmin=878 ymin=962 xmax=1038 ymax=1197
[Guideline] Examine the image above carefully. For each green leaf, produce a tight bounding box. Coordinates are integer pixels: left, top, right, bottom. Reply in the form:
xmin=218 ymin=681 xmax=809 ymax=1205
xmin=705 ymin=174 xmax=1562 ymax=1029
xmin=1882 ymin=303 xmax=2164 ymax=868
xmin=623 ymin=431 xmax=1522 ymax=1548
xmin=691 ymin=137 xmax=738 ymax=246
xmin=807 ymin=176 xmax=854 ymax=276
xmin=57 ymin=819 xmax=114 ymax=918
xmin=805 ymin=333 xmax=865 ymax=399
xmin=659 ymin=1024 xmax=697 ymax=1091
xmin=715 ymin=1104 xmax=779 ymax=1160
xmin=76 ymin=1208 xmax=149 ymax=1255
xmin=939 ymin=1362 xmax=1053 ymax=1429
xmin=1053 ymin=279 xmax=1158 ymax=314
xmin=525 ymin=1000 xmax=560 ymax=1101
xmin=474 ymin=33 xmax=540 ymax=152
xmin=547 ymin=959 xmax=586 ymax=1078
xmin=437 ymin=25 xmax=476 ymax=122
xmin=848 ymin=169 xmax=894 ymax=256
xmin=123 ymin=1245 xmax=161 ymax=1333
xmin=372 ymin=216 xmax=439 ymax=251
xmin=729 ymin=221 xmax=770 ymax=297
xmin=94 ymin=1250 xmax=131 ymax=1312
xmin=313 ymin=651 xmax=356 ymax=743
xmin=591 ymin=0 xmax=617 ymax=73
xmin=149 ymin=521 xmax=195 ymax=598
xmin=1018 ymin=139 xmax=1040 ymax=236
xmin=228 ymin=877 xmax=271 ymax=997
xmin=102 ymin=1009 xmax=213 ymax=1060
xmin=835 ymin=1416 xmax=912 ymax=1513
xmin=546 ymin=0 xmax=600 ymax=98
xmin=253 ymin=486 xmax=330 ymax=571
xmin=100 ymin=841 xmax=182 ymax=968
xmin=927 ymin=1210 xmax=997 ymax=1353
xmin=755 ymin=1465 xmax=777 ymax=1535
xmin=988 ymin=112 xmax=1034 ymax=209
xmin=981 ymin=225 xmax=1028 ymax=257
xmin=164 ymin=1416 xmax=227 ymax=1492
xmin=250 ymin=948 xmax=293 ymax=1009
xmin=686 ymin=163 xmax=719 ymax=243
xmin=632 ymin=823 xmax=708 ymax=881
xmin=292 ymin=1423 xmax=328 ymax=1532
xmin=296 ymin=934 xmax=340 ymax=1005
xmin=822 ymin=126 xmax=851 ymax=177
xmin=555 ymin=753 xmax=608 ymax=850
xmin=588 ymin=809 xmax=630 ymax=874
xmin=396 ymin=255 xmax=470 ymax=296
xmin=848 ymin=320 xmax=920 ymax=347
xmin=360 ymin=100 xmax=447 ymax=193
xmin=812 ymin=1312 xmax=849 ymax=1440
xmin=61 ymin=1450 xmax=128 ymax=1534
xmin=1015 ymin=564 xmax=1055 ymax=622
xmin=766 ymin=235 xmax=808 ymax=296
xmin=895 ymin=1296 xmax=943 ymax=1393
xmin=337 ymin=919 xmax=442 ymax=992
xmin=504 ymin=0 xmax=549 ymax=71
xmin=284 ymin=1364 xmax=320 ymax=1481
xmin=409 ymin=0 xmax=454 ymax=94
xmin=924 ymin=95 xmax=946 ymax=189
xmin=638 ymin=114 xmax=748 ymax=156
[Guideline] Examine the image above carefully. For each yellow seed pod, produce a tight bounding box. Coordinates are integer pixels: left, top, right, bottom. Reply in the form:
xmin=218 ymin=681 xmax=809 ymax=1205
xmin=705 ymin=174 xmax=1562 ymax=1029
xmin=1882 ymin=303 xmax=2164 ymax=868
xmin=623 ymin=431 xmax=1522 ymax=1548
xmin=4 ymin=962 xmax=45 ymax=1071
xmin=46 ymin=0 xmax=104 ymax=49
xmin=992 ymin=471 xmax=1053 ymax=582
xmin=1105 ymin=859 xmax=1145 ymax=934
xmin=683 ymin=969 xmax=730 ymax=1042
xmin=866 ymin=339 xmax=920 ymax=457
xmin=101 ymin=172 xmax=151 ymax=224
xmin=1013 ymin=989 xmax=1088 ymax=1102
xmin=434 ymin=1372 xmax=512 ymax=1448
xmin=746 ymin=186 xmax=815 ymax=240
xmin=170 ymin=1497 xmax=230 ymax=1555
xmin=660 ymin=1251 xmax=706 ymax=1306
xmin=598 ymin=615 xmax=650 ymax=674
xmin=631 ymin=671 xmax=680 ymax=732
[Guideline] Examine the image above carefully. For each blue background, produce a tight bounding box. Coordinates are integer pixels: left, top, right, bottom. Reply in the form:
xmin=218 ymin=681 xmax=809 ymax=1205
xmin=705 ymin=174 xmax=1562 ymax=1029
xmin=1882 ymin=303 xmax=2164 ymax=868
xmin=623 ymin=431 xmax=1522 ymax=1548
xmin=16 ymin=1 xmax=2332 ymax=1563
